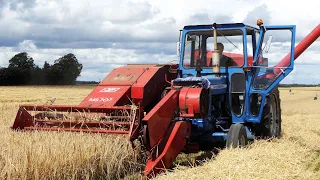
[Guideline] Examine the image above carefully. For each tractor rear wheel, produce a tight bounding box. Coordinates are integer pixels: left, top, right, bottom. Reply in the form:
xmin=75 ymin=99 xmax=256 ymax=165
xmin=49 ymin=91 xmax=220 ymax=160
xmin=258 ymin=87 xmax=282 ymax=138
xmin=226 ymin=123 xmax=248 ymax=148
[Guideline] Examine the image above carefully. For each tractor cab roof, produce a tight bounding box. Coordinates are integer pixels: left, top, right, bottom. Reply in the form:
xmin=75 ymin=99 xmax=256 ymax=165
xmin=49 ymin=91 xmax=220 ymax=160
xmin=183 ymin=23 xmax=259 ymax=35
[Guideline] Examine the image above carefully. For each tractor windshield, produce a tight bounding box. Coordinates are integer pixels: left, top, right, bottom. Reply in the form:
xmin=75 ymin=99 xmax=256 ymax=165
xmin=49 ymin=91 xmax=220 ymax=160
xmin=183 ymin=29 xmax=244 ymax=68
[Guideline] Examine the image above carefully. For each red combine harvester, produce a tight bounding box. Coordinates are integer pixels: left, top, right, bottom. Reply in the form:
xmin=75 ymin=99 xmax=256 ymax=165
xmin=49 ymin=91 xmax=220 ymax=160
xmin=12 ymin=20 xmax=320 ymax=178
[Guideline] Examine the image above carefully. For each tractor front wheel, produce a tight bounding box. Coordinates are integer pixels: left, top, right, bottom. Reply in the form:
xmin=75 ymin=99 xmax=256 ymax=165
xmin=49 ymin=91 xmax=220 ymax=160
xmin=226 ymin=123 xmax=248 ymax=148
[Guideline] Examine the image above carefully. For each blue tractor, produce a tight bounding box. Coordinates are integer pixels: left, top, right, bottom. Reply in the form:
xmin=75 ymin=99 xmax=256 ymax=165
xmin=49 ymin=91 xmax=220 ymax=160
xmin=143 ymin=19 xmax=320 ymax=176
xmin=175 ymin=20 xmax=295 ymax=148
xmin=142 ymin=20 xmax=319 ymax=177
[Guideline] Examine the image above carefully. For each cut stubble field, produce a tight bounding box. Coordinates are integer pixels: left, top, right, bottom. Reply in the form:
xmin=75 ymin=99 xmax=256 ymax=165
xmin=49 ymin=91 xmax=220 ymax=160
xmin=0 ymin=86 xmax=320 ymax=179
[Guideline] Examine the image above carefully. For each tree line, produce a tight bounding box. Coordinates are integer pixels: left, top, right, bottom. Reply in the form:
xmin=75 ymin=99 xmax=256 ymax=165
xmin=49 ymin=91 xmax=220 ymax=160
xmin=0 ymin=52 xmax=83 ymax=85
xmin=279 ymin=84 xmax=320 ymax=87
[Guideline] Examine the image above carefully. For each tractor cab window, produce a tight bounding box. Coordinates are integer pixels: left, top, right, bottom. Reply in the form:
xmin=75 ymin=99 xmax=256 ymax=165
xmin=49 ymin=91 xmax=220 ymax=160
xmin=183 ymin=29 xmax=244 ymax=68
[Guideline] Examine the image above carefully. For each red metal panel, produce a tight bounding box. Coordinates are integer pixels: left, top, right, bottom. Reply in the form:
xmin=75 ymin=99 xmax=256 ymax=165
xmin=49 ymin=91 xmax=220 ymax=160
xmin=185 ymin=88 xmax=202 ymax=114
xmin=79 ymin=86 xmax=130 ymax=107
xmin=142 ymin=90 xmax=179 ymax=148
xmin=131 ymin=67 xmax=160 ymax=100
xmin=179 ymin=88 xmax=189 ymax=113
xmin=179 ymin=87 xmax=203 ymax=116
xmin=79 ymin=64 xmax=174 ymax=108
xmin=100 ymin=67 xmax=147 ymax=86
xmin=12 ymin=107 xmax=33 ymax=129
xmin=144 ymin=121 xmax=191 ymax=177
xmin=131 ymin=65 xmax=172 ymax=106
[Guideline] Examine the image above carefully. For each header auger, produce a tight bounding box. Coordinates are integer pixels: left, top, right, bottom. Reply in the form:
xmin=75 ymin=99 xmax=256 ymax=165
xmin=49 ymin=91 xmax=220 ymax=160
xmin=12 ymin=20 xmax=320 ymax=178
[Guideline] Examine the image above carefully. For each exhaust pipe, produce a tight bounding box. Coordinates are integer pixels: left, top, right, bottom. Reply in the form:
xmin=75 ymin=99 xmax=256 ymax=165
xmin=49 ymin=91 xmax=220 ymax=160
xmin=212 ymin=26 xmax=220 ymax=75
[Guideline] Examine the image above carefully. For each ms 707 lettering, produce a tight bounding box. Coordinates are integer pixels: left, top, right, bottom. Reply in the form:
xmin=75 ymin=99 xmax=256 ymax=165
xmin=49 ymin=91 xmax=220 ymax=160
xmin=88 ymin=97 xmax=113 ymax=102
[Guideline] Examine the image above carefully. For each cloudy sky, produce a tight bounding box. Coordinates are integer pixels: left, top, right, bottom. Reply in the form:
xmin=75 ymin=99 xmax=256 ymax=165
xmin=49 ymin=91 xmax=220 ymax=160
xmin=0 ymin=0 xmax=319 ymax=84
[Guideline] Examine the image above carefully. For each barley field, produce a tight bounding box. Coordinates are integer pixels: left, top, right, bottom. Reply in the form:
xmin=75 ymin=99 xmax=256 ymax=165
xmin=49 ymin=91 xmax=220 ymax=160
xmin=0 ymin=86 xmax=320 ymax=179
xmin=0 ymin=86 xmax=144 ymax=180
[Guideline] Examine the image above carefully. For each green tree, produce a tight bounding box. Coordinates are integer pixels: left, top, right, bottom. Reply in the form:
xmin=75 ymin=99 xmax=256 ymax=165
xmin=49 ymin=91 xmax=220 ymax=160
xmin=43 ymin=61 xmax=51 ymax=70
xmin=7 ymin=52 xmax=36 ymax=85
xmin=8 ymin=52 xmax=35 ymax=69
xmin=47 ymin=53 xmax=83 ymax=85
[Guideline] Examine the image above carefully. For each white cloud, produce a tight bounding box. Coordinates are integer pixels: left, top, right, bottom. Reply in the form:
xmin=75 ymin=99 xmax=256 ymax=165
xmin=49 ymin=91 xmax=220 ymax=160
xmin=18 ymin=40 xmax=37 ymax=51
xmin=0 ymin=0 xmax=319 ymax=84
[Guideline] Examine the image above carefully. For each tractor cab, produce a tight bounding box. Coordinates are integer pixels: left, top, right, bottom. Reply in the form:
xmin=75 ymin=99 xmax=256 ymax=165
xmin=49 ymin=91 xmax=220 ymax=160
xmin=176 ymin=21 xmax=296 ymax=140
xmin=177 ymin=22 xmax=295 ymax=92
